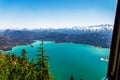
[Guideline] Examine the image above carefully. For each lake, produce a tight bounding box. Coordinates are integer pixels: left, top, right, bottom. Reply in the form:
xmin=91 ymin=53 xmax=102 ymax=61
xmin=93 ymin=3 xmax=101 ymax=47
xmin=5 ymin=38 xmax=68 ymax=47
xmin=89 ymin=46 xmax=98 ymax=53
xmin=9 ymin=41 xmax=109 ymax=80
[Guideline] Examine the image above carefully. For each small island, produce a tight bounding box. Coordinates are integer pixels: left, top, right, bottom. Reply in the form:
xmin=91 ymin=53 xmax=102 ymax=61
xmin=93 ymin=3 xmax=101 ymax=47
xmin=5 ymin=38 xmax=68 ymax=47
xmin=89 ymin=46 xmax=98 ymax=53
xmin=100 ymin=57 xmax=109 ymax=61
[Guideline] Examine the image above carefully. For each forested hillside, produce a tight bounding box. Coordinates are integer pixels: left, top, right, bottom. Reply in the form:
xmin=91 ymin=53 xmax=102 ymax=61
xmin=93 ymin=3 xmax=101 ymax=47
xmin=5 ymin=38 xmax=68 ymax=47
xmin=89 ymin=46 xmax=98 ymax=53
xmin=0 ymin=28 xmax=112 ymax=50
xmin=0 ymin=41 xmax=54 ymax=80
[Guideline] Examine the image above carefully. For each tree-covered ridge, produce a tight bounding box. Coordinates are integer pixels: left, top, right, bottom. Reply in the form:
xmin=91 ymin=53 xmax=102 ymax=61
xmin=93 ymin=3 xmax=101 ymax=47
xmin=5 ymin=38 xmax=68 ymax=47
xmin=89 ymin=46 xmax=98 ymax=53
xmin=0 ymin=41 xmax=54 ymax=80
xmin=0 ymin=28 xmax=112 ymax=50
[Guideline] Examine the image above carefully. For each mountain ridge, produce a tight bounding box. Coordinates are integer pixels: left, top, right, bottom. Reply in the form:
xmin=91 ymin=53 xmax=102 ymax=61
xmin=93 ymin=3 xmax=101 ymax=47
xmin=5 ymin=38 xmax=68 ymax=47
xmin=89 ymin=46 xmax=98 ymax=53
xmin=0 ymin=24 xmax=113 ymax=31
xmin=0 ymin=24 xmax=113 ymax=50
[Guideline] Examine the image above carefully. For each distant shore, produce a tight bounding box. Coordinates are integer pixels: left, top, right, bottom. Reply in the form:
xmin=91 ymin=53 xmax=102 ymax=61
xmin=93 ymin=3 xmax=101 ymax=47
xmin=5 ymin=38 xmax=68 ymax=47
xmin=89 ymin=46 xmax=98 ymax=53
xmin=0 ymin=40 xmax=109 ymax=51
xmin=0 ymin=40 xmax=34 ymax=51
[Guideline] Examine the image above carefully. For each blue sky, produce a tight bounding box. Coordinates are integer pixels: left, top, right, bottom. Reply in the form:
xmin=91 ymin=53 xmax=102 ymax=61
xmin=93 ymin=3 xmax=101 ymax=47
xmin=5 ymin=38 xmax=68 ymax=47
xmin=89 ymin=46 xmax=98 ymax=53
xmin=0 ymin=0 xmax=117 ymax=29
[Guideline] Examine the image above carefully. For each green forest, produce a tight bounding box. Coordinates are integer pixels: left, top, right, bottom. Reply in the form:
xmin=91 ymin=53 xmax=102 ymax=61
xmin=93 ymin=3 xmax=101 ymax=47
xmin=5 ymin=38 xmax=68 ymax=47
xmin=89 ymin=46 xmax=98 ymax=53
xmin=0 ymin=41 xmax=54 ymax=80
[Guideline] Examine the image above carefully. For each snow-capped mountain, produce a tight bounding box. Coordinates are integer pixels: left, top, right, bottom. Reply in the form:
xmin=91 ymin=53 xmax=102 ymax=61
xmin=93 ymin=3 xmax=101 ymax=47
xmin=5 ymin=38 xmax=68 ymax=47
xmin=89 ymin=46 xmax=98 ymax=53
xmin=0 ymin=24 xmax=113 ymax=32
xmin=27 ymin=24 xmax=113 ymax=33
xmin=0 ymin=24 xmax=113 ymax=50
xmin=71 ymin=24 xmax=113 ymax=31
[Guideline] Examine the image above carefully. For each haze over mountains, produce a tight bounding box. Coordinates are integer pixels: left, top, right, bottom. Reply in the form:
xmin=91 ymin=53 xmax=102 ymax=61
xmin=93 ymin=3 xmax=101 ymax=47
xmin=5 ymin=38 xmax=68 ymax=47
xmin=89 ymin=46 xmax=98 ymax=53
xmin=0 ymin=24 xmax=113 ymax=50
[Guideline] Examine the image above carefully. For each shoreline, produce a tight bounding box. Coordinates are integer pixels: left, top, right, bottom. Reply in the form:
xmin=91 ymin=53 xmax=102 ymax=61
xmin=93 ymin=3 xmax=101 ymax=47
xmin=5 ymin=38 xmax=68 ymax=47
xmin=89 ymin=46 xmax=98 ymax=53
xmin=1 ymin=40 xmax=110 ymax=52
xmin=54 ymin=42 xmax=109 ymax=49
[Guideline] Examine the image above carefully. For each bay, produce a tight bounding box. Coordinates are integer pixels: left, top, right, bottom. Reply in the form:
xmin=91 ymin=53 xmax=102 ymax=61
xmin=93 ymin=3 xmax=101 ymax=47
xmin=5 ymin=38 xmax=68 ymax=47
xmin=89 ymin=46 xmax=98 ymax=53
xmin=9 ymin=41 xmax=109 ymax=80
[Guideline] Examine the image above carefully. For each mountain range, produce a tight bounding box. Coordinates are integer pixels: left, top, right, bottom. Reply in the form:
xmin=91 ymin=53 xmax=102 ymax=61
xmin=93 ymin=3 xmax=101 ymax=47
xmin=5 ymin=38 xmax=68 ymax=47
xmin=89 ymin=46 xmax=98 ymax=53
xmin=0 ymin=24 xmax=113 ymax=50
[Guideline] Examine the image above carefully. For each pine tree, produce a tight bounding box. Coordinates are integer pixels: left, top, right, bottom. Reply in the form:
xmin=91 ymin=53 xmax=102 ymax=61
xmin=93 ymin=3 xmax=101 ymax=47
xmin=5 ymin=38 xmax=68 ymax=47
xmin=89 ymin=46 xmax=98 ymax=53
xmin=21 ymin=49 xmax=29 ymax=67
xmin=36 ymin=41 xmax=53 ymax=80
xmin=70 ymin=75 xmax=74 ymax=80
xmin=21 ymin=49 xmax=28 ymax=61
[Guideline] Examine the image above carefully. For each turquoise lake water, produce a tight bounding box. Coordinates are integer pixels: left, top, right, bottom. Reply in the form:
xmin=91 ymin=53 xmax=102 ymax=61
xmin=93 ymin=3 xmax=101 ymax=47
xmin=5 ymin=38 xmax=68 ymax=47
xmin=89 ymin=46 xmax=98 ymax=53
xmin=9 ymin=41 xmax=110 ymax=80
